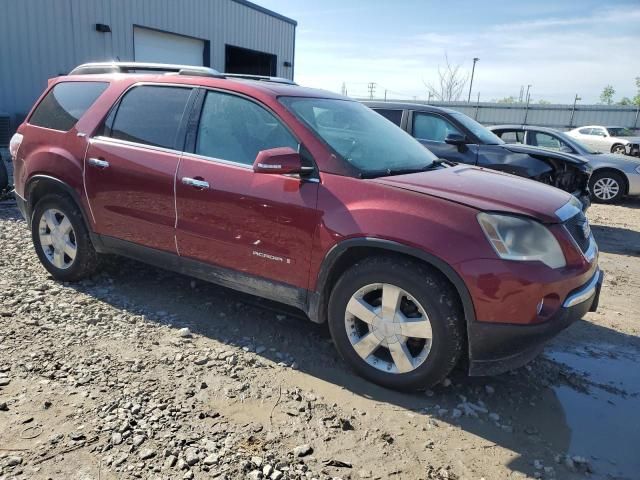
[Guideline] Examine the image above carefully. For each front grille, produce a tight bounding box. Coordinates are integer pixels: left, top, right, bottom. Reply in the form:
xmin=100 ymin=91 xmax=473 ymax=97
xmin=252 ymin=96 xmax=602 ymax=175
xmin=564 ymin=212 xmax=591 ymax=253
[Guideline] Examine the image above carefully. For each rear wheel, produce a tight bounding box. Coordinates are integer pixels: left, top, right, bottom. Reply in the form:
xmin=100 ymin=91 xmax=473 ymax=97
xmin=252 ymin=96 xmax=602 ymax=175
xmin=611 ymin=144 xmax=626 ymax=155
xmin=31 ymin=194 xmax=100 ymax=281
xmin=589 ymin=170 xmax=625 ymax=203
xmin=328 ymin=256 xmax=464 ymax=391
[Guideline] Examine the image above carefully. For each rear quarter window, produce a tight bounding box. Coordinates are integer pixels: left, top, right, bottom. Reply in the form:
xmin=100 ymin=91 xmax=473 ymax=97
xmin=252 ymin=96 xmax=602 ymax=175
xmin=29 ymin=82 xmax=108 ymax=131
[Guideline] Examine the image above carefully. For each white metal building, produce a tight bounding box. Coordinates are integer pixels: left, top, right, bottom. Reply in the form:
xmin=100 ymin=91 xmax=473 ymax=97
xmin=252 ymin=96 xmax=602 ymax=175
xmin=0 ymin=0 xmax=297 ymax=144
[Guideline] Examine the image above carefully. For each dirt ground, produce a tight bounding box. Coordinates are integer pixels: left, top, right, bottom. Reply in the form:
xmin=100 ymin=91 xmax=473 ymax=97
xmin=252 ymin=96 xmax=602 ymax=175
xmin=1 ymin=197 xmax=639 ymax=480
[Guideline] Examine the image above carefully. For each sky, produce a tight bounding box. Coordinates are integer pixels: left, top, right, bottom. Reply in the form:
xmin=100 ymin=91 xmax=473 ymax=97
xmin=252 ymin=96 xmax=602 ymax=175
xmin=258 ymin=0 xmax=640 ymax=104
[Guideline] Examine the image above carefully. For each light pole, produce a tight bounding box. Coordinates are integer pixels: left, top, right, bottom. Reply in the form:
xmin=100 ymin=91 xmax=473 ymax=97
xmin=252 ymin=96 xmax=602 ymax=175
xmin=569 ymin=94 xmax=581 ymax=127
xmin=467 ymin=57 xmax=479 ymax=102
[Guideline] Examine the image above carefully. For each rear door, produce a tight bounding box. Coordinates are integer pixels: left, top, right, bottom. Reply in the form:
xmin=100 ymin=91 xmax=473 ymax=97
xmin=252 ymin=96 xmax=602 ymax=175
xmin=85 ymin=84 xmax=194 ymax=253
xmin=175 ymin=89 xmax=320 ymax=291
xmin=410 ymin=111 xmax=477 ymax=164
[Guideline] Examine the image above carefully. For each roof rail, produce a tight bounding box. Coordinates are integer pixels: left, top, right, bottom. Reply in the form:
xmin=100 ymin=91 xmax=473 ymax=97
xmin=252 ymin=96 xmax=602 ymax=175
xmin=223 ymin=73 xmax=297 ymax=85
xmin=69 ymin=62 xmax=224 ymax=78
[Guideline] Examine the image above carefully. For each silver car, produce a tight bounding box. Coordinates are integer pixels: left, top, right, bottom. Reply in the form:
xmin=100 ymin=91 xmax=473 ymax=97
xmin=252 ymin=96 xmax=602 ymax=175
xmin=566 ymin=125 xmax=640 ymax=157
xmin=490 ymin=125 xmax=640 ymax=203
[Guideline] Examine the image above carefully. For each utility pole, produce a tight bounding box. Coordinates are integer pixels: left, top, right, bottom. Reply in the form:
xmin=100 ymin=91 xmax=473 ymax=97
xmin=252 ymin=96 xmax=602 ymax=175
xmin=384 ymin=89 xmax=387 ymax=102
xmin=367 ymin=82 xmax=376 ymax=100
xmin=569 ymin=94 xmax=581 ymax=127
xmin=523 ymin=91 xmax=532 ymax=125
xmin=525 ymin=84 xmax=532 ymax=103
xmin=519 ymin=86 xmax=524 ymax=103
xmin=428 ymin=92 xmax=432 ymax=103
xmin=467 ymin=57 xmax=479 ymax=102
xmin=340 ymin=82 xmax=347 ymax=96
xmin=474 ymin=92 xmax=481 ymax=119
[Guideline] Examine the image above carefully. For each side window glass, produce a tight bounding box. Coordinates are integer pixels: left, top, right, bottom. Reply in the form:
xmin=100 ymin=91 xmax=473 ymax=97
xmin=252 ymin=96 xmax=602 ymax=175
xmin=373 ymin=109 xmax=403 ymax=126
xmin=29 ymin=82 xmax=108 ymax=131
xmin=196 ymin=91 xmax=298 ymax=165
xmin=412 ymin=113 xmax=462 ymax=142
xmin=499 ymin=131 xmax=524 ymax=144
xmin=532 ymin=132 xmax=562 ymax=150
xmin=579 ymin=128 xmax=592 ymax=135
xmin=110 ymin=86 xmax=192 ymax=149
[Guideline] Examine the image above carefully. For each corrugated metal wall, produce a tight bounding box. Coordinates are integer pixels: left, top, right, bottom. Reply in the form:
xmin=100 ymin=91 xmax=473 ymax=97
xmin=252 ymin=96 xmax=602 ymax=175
xmin=378 ymin=99 xmax=640 ymax=130
xmin=0 ymin=0 xmax=295 ymax=129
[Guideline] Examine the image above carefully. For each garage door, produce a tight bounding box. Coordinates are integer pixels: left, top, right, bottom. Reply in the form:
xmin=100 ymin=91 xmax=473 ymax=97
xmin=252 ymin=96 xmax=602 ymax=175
xmin=134 ymin=26 xmax=205 ymax=66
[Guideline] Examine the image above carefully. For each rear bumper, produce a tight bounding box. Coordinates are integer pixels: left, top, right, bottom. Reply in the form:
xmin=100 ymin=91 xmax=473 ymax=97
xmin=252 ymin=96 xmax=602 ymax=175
xmin=468 ymin=268 xmax=603 ymax=376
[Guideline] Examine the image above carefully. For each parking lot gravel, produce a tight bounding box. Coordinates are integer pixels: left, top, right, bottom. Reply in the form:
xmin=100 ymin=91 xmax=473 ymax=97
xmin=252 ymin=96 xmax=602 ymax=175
xmin=1 ymin=198 xmax=639 ymax=480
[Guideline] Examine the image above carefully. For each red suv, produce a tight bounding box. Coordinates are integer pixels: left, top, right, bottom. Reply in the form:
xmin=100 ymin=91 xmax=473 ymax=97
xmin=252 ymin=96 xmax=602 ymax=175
xmin=10 ymin=63 xmax=602 ymax=390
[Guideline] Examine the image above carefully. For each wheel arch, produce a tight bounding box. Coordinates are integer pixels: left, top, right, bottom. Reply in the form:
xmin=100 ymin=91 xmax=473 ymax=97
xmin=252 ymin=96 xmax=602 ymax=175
xmin=308 ymin=238 xmax=476 ymax=329
xmin=24 ymin=175 xmax=103 ymax=250
xmin=590 ymin=167 xmax=629 ymax=195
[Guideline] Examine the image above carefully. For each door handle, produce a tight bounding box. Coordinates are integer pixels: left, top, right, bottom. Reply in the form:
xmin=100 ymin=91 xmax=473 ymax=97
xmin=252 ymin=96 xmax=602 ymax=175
xmin=181 ymin=177 xmax=210 ymax=189
xmin=88 ymin=157 xmax=110 ymax=169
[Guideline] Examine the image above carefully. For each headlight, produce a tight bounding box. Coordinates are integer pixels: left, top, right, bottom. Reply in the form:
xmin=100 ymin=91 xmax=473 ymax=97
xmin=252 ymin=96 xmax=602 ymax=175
xmin=477 ymin=213 xmax=566 ymax=269
xmin=635 ymin=165 xmax=640 ymax=175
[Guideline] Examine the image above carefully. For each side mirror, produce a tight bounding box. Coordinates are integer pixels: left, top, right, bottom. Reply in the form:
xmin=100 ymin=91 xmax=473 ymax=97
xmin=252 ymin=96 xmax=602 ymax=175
xmin=444 ymin=132 xmax=467 ymax=146
xmin=253 ymin=147 xmax=313 ymax=175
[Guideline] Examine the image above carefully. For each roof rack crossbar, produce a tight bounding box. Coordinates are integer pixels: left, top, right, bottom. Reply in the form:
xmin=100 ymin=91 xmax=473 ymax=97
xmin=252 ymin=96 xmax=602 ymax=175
xmin=69 ymin=62 xmax=225 ymax=78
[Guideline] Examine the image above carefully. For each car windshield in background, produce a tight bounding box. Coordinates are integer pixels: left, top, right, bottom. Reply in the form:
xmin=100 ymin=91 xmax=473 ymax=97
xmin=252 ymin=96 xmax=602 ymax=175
xmin=450 ymin=112 xmax=504 ymax=145
xmin=607 ymin=127 xmax=634 ymax=137
xmin=279 ymin=97 xmax=437 ymax=176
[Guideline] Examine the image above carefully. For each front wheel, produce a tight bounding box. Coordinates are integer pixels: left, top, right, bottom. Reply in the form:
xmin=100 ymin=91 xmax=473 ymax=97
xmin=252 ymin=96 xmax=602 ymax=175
xmin=328 ymin=256 xmax=465 ymax=391
xmin=611 ymin=144 xmax=626 ymax=155
xmin=589 ymin=170 xmax=625 ymax=203
xmin=31 ymin=194 xmax=100 ymax=282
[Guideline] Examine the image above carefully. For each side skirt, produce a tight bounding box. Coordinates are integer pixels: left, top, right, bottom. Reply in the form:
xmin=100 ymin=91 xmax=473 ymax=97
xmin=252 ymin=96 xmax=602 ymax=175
xmin=98 ymin=235 xmax=310 ymax=313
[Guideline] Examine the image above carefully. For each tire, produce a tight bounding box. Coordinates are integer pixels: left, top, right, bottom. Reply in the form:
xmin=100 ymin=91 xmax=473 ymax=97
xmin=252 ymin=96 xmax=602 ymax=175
xmin=0 ymin=156 xmax=8 ymax=192
xmin=31 ymin=193 xmax=100 ymax=282
xmin=589 ymin=170 xmax=625 ymax=203
xmin=611 ymin=144 xmax=626 ymax=155
xmin=328 ymin=256 xmax=465 ymax=391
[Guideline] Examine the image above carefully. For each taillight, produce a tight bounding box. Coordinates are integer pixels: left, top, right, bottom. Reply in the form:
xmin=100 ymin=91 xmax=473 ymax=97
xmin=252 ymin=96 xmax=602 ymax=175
xmin=9 ymin=133 xmax=23 ymax=160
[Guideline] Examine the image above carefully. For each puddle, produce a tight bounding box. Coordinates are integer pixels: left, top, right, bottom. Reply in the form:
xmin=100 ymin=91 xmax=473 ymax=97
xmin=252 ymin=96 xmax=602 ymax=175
xmin=546 ymin=344 xmax=640 ymax=479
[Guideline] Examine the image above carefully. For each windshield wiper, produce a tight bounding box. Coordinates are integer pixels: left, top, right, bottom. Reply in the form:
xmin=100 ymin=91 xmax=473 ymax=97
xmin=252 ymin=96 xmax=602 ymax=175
xmin=359 ymin=159 xmax=453 ymax=179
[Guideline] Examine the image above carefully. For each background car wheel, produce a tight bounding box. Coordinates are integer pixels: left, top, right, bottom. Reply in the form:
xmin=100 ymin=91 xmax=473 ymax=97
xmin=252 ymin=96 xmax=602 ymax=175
xmin=31 ymin=194 xmax=100 ymax=282
xmin=589 ymin=170 xmax=625 ymax=203
xmin=611 ymin=144 xmax=626 ymax=155
xmin=328 ymin=256 xmax=464 ymax=391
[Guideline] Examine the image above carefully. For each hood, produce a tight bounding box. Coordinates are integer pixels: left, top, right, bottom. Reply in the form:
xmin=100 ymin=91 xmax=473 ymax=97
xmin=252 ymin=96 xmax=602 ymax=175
xmin=500 ymin=143 xmax=589 ymax=165
xmin=374 ymin=165 xmax=572 ymax=224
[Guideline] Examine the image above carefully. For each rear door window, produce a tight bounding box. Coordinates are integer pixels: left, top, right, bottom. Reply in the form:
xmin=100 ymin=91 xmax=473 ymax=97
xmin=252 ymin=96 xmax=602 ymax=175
xmin=29 ymin=82 xmax=108 ymax=131
xmin=108 ymin=85 xmax=192 ymax=149
xmin=373 ymin=109 xmax=403 ymax=126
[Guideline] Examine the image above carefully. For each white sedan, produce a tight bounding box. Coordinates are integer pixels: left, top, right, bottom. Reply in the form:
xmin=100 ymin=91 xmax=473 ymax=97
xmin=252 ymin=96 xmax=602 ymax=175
xmin=567 ymin=125 xmax=640 ymax=156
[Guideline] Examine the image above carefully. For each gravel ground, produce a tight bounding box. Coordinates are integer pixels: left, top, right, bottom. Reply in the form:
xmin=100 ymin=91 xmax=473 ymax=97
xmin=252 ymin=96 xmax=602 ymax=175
xmin=1 ymin=198 xmax=639 ymax=480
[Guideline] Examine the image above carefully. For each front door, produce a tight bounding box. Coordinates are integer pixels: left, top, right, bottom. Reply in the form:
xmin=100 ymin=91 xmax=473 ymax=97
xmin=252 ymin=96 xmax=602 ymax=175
xmin=175 ymin=90 xmax=319 ymax=291
xmin=85 ymin=85 xmax=193 ymax=252
xmin=410 ymin=111 xmax=477 ymax=164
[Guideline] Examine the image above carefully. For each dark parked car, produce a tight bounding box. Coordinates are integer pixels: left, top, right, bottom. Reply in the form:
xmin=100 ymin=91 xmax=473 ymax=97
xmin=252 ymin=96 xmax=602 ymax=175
xmin=364 ymin=102 xmax=592 ymax=208
xmin=0 ymin=151 xmax=8 ymax=193
xmin=489 ymin=124 xmax=640 ymax=203
xmin=11 ymin=62 xmax=601 ymax=390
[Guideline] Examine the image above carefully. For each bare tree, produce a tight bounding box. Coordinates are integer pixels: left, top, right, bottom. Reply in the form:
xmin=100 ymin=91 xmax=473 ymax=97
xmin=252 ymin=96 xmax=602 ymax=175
xmin=424 ymin=54 xmax=469 ymax=102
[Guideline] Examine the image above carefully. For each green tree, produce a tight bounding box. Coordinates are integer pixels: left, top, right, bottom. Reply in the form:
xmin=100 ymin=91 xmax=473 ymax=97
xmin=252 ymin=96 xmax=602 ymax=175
xmin=600 ymin=85 xmax=615 ymax=105
xmin=495 ymin=96 xmax=517 ymax=103
xmin=538 ymin=99 xmax=551 ymax=105
xmin=618 ymin=97 xmax=633 ymax=106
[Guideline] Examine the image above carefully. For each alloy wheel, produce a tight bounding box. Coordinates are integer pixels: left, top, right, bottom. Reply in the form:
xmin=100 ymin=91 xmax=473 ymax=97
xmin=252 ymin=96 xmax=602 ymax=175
xmin=38 ymin=208 xmax=77 ymax=269
xmin=344 ymin=283 xmax=433 ymax=374
xmin=592 ymin=177 xmax=620 ymax=201
xmin=612 ymin=145 xmax=626 ymax=155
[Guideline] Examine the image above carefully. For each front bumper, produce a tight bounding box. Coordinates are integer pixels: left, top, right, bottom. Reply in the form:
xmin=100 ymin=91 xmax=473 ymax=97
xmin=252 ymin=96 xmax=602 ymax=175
xmin=15 ymin=191 xmax=28 ymax=221
xmin=468 ymin=268 xmax=603 ymax=376
xmin=626 ymin=172 xmax=640 ymax=196
xmin=625 ymin=143 xmax=639 ymax=157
